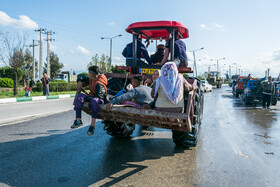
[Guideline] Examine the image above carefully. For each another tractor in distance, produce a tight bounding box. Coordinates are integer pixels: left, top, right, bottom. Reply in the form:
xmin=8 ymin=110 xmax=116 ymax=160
xmin=207 ymin=71 xmax=223 ymax=88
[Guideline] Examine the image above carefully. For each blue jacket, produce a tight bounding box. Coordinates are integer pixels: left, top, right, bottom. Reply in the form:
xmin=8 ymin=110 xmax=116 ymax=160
xmin=166 ymin=39 xmax=188 ymax=62
xmin=110 ymin=85 xmax=153 ymax=106
xmin=122 ymin=40 xmax=153 ymax=65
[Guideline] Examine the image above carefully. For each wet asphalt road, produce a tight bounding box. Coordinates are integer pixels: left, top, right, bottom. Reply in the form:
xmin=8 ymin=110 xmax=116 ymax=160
xmin=0 ymin=87 xmax=280 ymax=187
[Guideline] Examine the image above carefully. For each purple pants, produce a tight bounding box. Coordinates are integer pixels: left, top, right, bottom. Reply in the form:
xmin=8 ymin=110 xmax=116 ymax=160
xmin=74 ymin=93 xmax=104 ymax=118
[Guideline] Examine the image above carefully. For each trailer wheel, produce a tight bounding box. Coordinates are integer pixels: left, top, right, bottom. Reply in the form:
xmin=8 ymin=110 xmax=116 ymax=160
xmin=245 ymin=98 xmax=251 ymax=105
xmin=272 ymin=97 xmax=277 ymax=105
xmin=235 ymin=92 xmax=239 ymax=98
xmin=103 ymin=120 xmax=135 ymax=138
xmin=172 ymin=93 xmax=200 ymax=147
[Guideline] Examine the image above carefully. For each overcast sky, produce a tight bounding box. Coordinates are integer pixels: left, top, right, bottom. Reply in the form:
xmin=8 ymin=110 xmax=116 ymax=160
xmin=0 ymin=0 xmax=280 ymax=78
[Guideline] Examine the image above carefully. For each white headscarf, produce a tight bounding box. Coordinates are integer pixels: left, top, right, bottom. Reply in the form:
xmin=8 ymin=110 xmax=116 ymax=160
xmin=154 ymin=62 xmax=183 ymax=104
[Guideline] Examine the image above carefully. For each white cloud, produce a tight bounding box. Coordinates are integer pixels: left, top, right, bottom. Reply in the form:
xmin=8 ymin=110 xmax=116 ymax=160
xmin=272 ymin=50 xmax=280 ymax=61
xmin=253 ymin=50 xmax=280 ymax=77
xmin=50 ymin=43 xmax=57 ymax=51
xmin=76 ymin=45 xmax=90 ymax=56
xmin=199 ymin=24 xmax=211 ymax=30
xmin=0 ymin=11 xmax=38 ymax=29
xmin=113 ymin=56 xmax=121 ymax=61
xmin=106 ymin=22 xmax=115 ymax=26
xmin=200 ymin=23 xmax=225 ymax=31
xmin=70 ymin=50 xmax=75 ymax=54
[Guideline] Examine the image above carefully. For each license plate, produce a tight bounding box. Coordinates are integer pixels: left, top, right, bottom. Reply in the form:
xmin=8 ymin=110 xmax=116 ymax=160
xmin=140 ymin=68 xmax=160 ymax=74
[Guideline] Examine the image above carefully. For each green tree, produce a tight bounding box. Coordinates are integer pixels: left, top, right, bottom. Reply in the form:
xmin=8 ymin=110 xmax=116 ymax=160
xmin=0 ymin=31 xmax=28 ymax=95
xmin=44 ymin=51 xmax=64 ymax=79
xmin=21 ymin=48 xmax=38 ymax=86
xmin=197 ymin=75 xmax=204 ymax=80
xmin=11 ymin=49 xmax=25 ymax=95
xmin=88 ymin=54 xmax=111 ymax=73
xmin=0 ymin=66 xmax=23 ymax=80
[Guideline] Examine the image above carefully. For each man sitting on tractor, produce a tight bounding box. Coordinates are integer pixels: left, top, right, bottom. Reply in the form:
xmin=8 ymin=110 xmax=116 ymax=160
xmin=71 ymin=66 xmax=107 ymax=136
xmin=155 ymin=32 xmax=188 ymax=67
xmin=122 ymin=37 xmax=153 ymax=67
xmin=151 ymin=44 xmax=165 ymax=64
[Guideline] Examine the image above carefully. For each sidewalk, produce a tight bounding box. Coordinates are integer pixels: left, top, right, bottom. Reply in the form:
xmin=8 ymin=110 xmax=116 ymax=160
xmin=0 ymin=94 xmax=75 ymax=104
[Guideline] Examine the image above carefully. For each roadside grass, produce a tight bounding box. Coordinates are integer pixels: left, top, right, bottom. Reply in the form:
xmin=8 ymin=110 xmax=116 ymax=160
xmin=0 ymin=90 xmax=76 ymax=99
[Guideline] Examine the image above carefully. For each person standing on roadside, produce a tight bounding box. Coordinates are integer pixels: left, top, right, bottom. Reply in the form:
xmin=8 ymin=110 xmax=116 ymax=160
xmin=41 ymin=73 xmax=50 ymax=96
xmin=261 ymin=76 xmax=275 ymax=109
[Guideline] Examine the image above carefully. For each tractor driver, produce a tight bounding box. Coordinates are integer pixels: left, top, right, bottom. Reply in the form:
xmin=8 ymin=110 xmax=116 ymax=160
xmin=122 ymin=36 xmax=153 ymax=67
xmin=154 ymin=32 xmax=188 ymax=67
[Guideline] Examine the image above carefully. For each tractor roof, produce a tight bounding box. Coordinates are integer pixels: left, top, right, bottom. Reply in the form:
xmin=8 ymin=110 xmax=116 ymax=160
xmin=125 ymin=20 xmax=189 ymax=40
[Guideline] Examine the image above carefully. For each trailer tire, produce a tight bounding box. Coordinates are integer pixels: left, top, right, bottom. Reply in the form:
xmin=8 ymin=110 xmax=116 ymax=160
xmin=272 ymin=97 xmax=277 ymax=105
xmin=245 ymin=98 xmax=251 ymax=105
xmin=103 ymin=120 xmax=135 ymax=138
xmin=235 ymin=92 xmax=239 ymax=98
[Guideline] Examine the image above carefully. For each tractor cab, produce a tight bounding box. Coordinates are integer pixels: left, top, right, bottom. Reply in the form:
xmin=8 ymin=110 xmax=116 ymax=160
xmin=115 ymin=20 xmax=193 ymax=75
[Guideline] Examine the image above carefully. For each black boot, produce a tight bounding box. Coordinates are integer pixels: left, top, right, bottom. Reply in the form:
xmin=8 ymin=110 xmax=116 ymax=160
xmin=87 ymin=126 xmax=95 ymax=136
xmin=71 ymin=120 xmax=83 ymax=129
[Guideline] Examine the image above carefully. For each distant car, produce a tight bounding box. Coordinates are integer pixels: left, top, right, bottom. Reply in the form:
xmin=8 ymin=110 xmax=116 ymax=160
xmin=201 ymin=80 xmax=212 ymax=92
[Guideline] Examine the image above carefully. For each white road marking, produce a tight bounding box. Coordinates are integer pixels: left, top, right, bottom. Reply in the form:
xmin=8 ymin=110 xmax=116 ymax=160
xmin=0 ymin=109 xmax=72 ymax=127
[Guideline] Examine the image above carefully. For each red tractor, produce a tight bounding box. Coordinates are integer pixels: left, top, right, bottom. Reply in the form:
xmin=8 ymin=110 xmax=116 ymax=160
xmin=82 ymin=21 xmax=204 ymax=147
xmin=233 ymin=76 xmax=246 ymax=97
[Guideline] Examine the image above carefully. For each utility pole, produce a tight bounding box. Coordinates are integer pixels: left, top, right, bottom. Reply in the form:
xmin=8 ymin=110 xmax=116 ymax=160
xmin=189 ymin=47 xmax=204 ymax=77
xmin=101 ymin=34 xmax=122 ymax=67
xmin=26 ymin=40 xmax=39 ymax=80
xmin=229 ymin=65 xmax=231 ymax=79
xmin=44 ymin=30 xmax=55 ymax=77
xmin=35 ymin=28 xmax=46 ymax=80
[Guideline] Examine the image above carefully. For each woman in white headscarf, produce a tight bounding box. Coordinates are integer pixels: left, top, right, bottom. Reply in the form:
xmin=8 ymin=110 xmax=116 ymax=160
xmin=151 ymin=61 xmax=195 ymax=112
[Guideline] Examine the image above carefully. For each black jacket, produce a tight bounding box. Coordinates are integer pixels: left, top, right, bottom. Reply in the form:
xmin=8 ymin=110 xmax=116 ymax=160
xmin=85 ymin=83 xmax=107 ymax=102
xmin=94 ymin=83 xmax=107 ymax=100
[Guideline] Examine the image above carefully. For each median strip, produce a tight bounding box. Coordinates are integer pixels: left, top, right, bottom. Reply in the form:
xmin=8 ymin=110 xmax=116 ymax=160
xmin=0 ymin=94 xmax=76 ymax=104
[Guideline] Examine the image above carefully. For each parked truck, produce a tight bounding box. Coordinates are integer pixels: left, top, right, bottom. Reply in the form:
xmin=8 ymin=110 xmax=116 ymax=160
xmin=242 ymin=78 xmax=278 ymax=105
xmin=233 ymin=76 xmax=246 ymax=97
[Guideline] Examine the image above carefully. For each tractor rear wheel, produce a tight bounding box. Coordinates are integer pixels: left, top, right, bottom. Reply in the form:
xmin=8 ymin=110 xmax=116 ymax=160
xmin=172 ymin=92 xmax=201 ymax=147
xmin=107 ymin=77 xmax=125 ymax=95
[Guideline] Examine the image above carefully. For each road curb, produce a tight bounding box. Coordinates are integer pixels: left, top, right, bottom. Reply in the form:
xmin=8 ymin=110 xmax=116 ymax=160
xmin=0 ymin=94 xmax=75 ymax=104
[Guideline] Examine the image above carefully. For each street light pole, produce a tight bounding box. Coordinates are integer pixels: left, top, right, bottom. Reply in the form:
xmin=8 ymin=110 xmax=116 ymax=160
xmin=189 ymin=47 xmax=204 ymax=77
xmin=210 ymin=57 xmax=226 ymax=73
xmin=101 ymin=34 xmax=122 ymax=67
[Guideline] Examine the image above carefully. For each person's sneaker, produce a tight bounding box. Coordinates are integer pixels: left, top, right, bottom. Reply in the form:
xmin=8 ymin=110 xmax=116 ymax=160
xmin=87 ymin=126 xmax=95 ymax=136
xmin=263 ymin=106 xmax=266 ymax=109
xmin=267 ymin=106 xmax=270 ymax=109
xmin=142 ymin=125 xmax=149 ymax=130
xmin=71 ymin=120 xmax=83 ymax=129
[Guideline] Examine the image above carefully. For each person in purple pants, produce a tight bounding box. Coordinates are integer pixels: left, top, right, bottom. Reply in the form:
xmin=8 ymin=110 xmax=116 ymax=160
xmin=71 ymin=66 xmax=107 ymax=136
